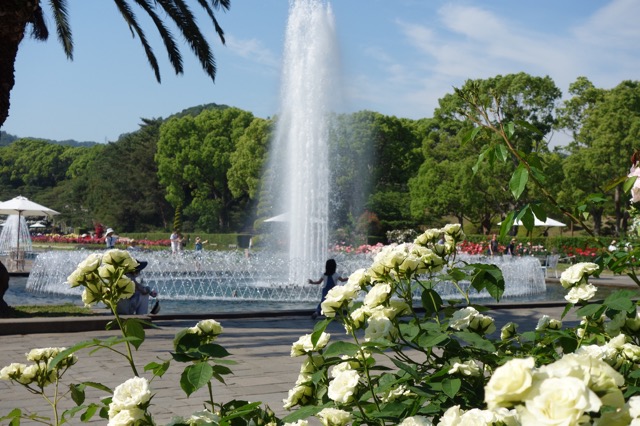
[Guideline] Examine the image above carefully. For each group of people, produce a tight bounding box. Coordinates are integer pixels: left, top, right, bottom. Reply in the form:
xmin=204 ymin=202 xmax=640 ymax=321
xmin=488 ymin=234 xmax=517 ymax=256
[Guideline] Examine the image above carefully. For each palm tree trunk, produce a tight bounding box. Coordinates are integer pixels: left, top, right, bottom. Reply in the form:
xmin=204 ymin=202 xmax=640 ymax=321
xmin=0 ymin=1 xmax=39 ymax=128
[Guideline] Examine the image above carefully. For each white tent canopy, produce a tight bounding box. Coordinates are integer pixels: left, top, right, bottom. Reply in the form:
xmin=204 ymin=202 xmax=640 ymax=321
xmin=0 ymin=196 xmax=59 ymax=256
xmin=499 ymin=215 xmax=566 ymax=227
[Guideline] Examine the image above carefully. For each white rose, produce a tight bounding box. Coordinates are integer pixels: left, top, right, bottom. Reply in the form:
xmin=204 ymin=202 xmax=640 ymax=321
xmin=107 ymin=407 xmax=146 ymax=425
xmin=196 ymin=319 xmax=223 ymax=336
xmin=347 ymin=268 xmax=369 ymax=289
xmin=0 ymin=363 xmax=27 ymax=381
xmin=565 ymin=282 xmax=597 ymax=304
xmin=414 ymin=228 xmax=440 ymax=245
xmin=283 ymin=421 xmax=309 ymax=426
xmin=501 ymin=322 xmax=517 ymax=340
xmin=448 ymin=360 xmax=481 ymax=377
xmin=437 ymin=405 xmax=463 ymax=426
xmin=17 ymin=364 xmax=39 ymax=385
xmin=282 ymin=384 xmax=312 ymax=409
xmin=628 ymin=395 xmax=640 ymax=418
xmin=449 ymin=307 xmax=479 ymax=331
xmin=544 ymin=353 xmax=624 ymax=393
xmin=622 ymin=343 xmax=640 ymax=362
xmin=102 ymin=249 xmax=138 ymax=271
xmin=536 ymin=315 xmax=562 ymax=330
xmin=381 ymin=384 xmax=410 ymax=402
xmin=363 ymin=282 xmax=392 ymax=308
xmin=349 ymin=306 xmax=368 ymax=329
xmin=517 ymin=376 xmax=601 ymax=426
xmin=328 ymin=369 xmax=359 ymax=404
xmin=111 ymin=376 xmax=151 ymax=409
xmin=485 ymin=357 xmax=535 ymax=409
xmin=443 ymin=223 xmax=463 ymax=240
xmin=364 ymin=313 xmax=395 ymax=341
xmin=186 ymin=409 xmax=221 ymax=425
xmin=559 ymin=262 xmax=598 ymax=288
xmin=322 ymin=285 xmax=356 ymax=317
xmin=77 ymin=253 xmax=102 ymax=274
xmin=317 ymin=407 xmax=351 ymax=426
xmin=290 ymin=332 xmax=330 ymax=357
xmin=469 ymin=313 xmax=496 ymax=335
xmin=398 ymin=415 xmax=433 ymax=426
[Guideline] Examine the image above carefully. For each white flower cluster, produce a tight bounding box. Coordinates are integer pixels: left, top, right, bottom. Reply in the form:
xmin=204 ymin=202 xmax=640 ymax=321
xmin=438 ymin=405 xmax=516 ymax=426
xmin=577 ymin=333 xmax=640 ymax=371
xmin=166 ymin=409 xmax=220 ymax=425
xmin=449 ymin=306 xmax=496 ymax=335
xmin=67 ymin=249 xmax=140 ymax=307
xmin=0 ymin=346 xmax=76 ymax=387
xmin=535 ymin=315 xmax=562 ymax=331
xmin=484 ymin=353 xmax=631 ymax=425
xmin=559 ymin=262 xmax=599 ymax=304
xmin=173 ymin=319 xmax=224 ymax=349
xmin=107 ymin=376 xmax=151 ymax=426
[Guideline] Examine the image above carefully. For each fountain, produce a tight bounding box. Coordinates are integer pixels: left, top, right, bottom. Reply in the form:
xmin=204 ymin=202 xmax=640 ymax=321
xmin=0 ymin=214 xmax=33 ymax=271
xmin=26 ymin=250 xmax=546 ymax=303
xmin=268 ymin=0 xmax=341 ymax=284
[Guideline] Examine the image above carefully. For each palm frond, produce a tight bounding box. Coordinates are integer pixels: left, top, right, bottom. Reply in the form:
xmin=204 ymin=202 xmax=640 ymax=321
xmin=113 ymin=0 xmax=161 ymax=82
xmin=28 ymin=5 xmax=49 ymax=41
xmin=132 ymin=0 xmax=183 ymax=75
xmin=156 ymin=0 xmax=216 ymax=81
xmin=194 ymin=0 xmax=230 ymax=44
xmin=48 ymin=0 xmax=73 ymax=59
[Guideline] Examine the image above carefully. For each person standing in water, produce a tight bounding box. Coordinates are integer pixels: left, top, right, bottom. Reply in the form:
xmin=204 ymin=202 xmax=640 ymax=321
xmin=308 ymin=258 xmax=347 ymax=319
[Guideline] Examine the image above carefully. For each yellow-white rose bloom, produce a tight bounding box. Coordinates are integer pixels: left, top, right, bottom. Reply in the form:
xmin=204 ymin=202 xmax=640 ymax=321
xmin=397 ymin=415 xmax=433 ymax=426
xmin=485 ymin=357 xmax=535 ymax=409
xmin=111 ymin=376 xmax=151 ymax=409
xmin=107 ymin=407 xmax=146 ymax=426
xmin=196 ymin=319 xmax=223 ymax=336
xmin=448 ymin=360 xmax=482 ymax=377
xmin=363 ymin=282 xmax=391 ymax=308
xmin=565 ymin=282 xmax=597 ymax=304
xmin=516 ymin=376 xmax=601 ymax=426
xmin=364 ymin=313 xmax=395 ymax=341
xmin=316 ymin=407 xmax=351 ymax=426
xmin=559 ymin=262 xmax=598 ymax=288
xmin=327 ymin=369 xmax=359 ymax=404
xmin=290 ymin=332 xmax=330 ymax=357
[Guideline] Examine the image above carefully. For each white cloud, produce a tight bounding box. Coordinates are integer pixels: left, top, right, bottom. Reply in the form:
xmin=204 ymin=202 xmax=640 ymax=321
xmin=225 ymin=34 xmax=280 ymax=69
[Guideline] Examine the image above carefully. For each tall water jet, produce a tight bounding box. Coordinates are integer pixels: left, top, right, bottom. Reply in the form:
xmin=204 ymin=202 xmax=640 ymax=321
xmin=270 ymin=0 xmax=342 ymax=284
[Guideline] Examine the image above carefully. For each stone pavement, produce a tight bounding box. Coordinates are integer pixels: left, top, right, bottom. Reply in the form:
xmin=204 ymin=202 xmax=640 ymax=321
xmin=0 ymin=274 xmax=637 ymax=424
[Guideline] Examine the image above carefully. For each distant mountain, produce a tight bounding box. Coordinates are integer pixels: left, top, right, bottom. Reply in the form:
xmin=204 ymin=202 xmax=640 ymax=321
xmin=0 ymin=130 xmax=98 ymax=147
xmin=0 ymin=103 xmax=232 ymax=147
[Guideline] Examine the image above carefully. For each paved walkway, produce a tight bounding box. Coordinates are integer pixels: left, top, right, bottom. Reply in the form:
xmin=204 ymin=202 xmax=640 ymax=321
xmin=0 ymin=274 xmax=637 ymax=424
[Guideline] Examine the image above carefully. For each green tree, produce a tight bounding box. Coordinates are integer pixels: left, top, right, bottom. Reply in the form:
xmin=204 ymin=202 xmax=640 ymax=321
xmin=156 ymin=107 xmax=256 ymax=232
xmin=0 ymin=0 xmax=230 ymax=128
xmin=558 ymin=79 xmax=640 ymax=235
xmin=410 ymin=73 xmax=562 ymax=234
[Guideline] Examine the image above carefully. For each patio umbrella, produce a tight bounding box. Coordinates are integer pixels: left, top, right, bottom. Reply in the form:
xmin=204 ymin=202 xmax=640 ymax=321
xmin=0 ymin=196 xmax=59 ymax=258
xmin=499 ymin=215 xmax=566 ymax=227
xmin=29 ymin=222 xmax=46 ymax=229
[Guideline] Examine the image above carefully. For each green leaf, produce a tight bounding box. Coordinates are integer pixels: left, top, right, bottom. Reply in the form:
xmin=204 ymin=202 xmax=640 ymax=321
xmin=281 ymin=405 xmax=325 ymax=424
xmin=442 ymin=378 xmax=461 ymax=398
xmin=603 ymin=290 xmax=636 ymax=312
xmin=454 ymin=331 xmax=496 ymax=352
xmin=199 ymin=343 xmax=231 ymax=358
xmin=495 ymin=143 xmax=509 ymax=163
xmin=515 ymin=119 xmax=543 ymax=135
xmin=575 ymin=303 xmax=604 ymax=318
xmin=70 ymin=384 xmax=86 ymax=405
xmin=80 ymin=404 xmax=98 ymax=422
xmin=504 ymin=122 xmax=515 ymax=138
xmin=123 ymin=318 xmax=146 ymax=350
xmin=311 ymin=319 xmax=330 ymax=347
xmin=509 ymin=165 xmax=529 ymax=199
xmin=461 ymin=126 xmax=482 ymax=144
xmin=418 ymin=332 xmax=449 ymax=349
xmin=323 ymin=341 xmax=361 ymax=358
xmin=180 ymin=362 xmax=214 ymax=396
xmin=421 ymin=288 xmax=443 ymax=315
xmin=499 ymin=211 xmax=515 ymax=239
xmin=624 ymin=176 xmax=637 ymax=193
xmin=145 ymin=360 xmax=171 ymax=377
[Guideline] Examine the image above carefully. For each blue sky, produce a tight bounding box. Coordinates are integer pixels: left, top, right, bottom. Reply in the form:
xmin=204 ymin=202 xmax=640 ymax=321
xmin=3 ymin=0 xmax=639 ymax=144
